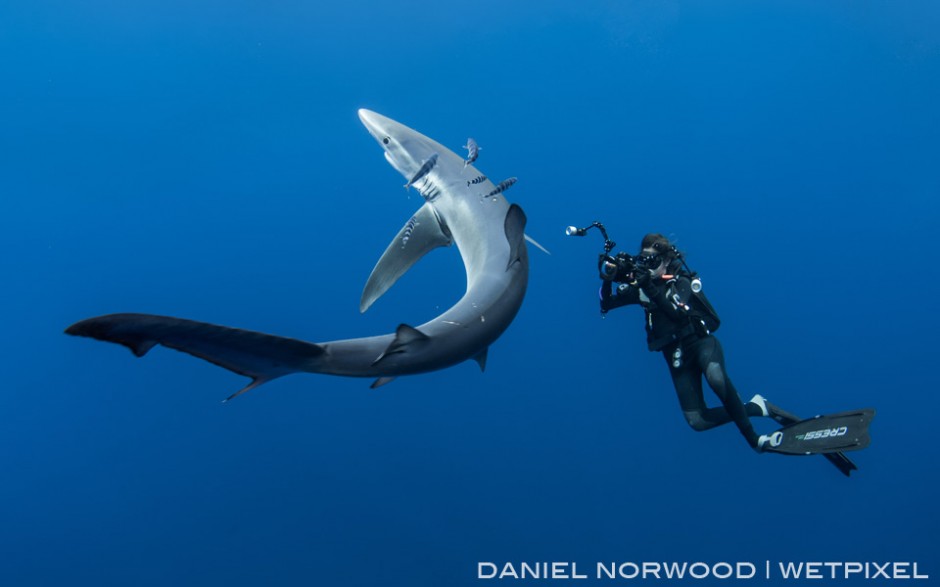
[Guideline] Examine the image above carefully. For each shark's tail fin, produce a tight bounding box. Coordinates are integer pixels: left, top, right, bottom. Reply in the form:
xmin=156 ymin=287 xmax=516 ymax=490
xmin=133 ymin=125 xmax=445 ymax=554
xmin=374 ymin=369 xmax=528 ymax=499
xmin=65 ymin=313 xmax=325 ymax=401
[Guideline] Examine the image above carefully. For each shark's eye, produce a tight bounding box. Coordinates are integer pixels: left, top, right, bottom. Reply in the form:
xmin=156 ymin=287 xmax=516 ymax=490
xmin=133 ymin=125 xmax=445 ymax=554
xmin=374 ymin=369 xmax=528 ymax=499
xmin=382 ymin=137 xmax=390 ymax=145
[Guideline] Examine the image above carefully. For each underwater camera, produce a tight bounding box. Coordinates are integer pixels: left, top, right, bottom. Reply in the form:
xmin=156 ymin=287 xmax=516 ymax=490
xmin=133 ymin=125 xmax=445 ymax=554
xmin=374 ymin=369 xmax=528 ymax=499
xmin=566 ymin=222 xmax=639 ymax=283
xmin=566 ymin=222 xmax=689 ymax=286
xmin=599 ymin=251 xmax=637 ymax=282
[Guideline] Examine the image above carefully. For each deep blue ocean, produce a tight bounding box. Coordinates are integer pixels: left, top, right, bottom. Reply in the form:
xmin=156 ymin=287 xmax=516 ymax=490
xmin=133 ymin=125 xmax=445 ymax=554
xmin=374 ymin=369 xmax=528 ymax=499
xmin=3 ymin=1 xmax=938 ymax=585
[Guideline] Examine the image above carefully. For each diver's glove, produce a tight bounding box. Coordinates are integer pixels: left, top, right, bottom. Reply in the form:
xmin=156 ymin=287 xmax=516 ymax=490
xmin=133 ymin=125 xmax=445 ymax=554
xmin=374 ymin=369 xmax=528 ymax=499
xmin=598 ymin=255 xmax=617 ymax=281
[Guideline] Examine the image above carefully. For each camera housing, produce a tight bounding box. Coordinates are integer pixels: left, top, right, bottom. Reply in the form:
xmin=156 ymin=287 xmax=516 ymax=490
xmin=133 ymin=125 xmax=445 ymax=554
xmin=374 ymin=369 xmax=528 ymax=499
xmin=599 ymin=252 xmax=637 ymax=282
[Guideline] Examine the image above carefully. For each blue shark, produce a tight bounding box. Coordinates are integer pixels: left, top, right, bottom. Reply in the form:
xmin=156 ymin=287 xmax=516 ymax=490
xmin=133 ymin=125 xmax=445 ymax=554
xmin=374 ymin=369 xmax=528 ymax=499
xmin=65 ymin=109 xmax=529 ymax=399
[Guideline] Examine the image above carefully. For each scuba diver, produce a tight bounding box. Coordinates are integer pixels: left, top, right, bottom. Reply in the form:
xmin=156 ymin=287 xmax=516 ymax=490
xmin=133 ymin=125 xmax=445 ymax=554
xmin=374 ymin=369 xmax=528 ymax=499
xmin=595 ymin=232 xmax=775 ymax=451
xmin=566 ymin=222 xmax=873 ymax=476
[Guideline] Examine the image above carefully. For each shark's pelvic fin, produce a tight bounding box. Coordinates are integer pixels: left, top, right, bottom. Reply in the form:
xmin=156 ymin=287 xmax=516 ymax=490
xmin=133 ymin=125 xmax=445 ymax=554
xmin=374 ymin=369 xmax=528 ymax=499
xmin=370 ymin=376 xmax=396 ymax=389
xmin=65 ymin=313 xmax=325 ymax=399
xmin=473 ymin=347 xmax=488 ymax=372
xmin=371 ymin=323 xmax=430 ymax=366
xmin=360 ymin=202 xmax=453 ymax=313
xmin=224 ymin=377 xmax=269 ymax=403
xmin=504 ymin=204 xmax=527 ymax=271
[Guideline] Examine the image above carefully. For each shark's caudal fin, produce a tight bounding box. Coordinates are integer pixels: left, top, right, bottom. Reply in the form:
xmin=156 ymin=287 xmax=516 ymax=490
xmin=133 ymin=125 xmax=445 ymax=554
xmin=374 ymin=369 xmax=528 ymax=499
xmin=65 ymin=313 xmax=325 ymax=400
xmin=360 ymin=203 xmax=452 ymax=313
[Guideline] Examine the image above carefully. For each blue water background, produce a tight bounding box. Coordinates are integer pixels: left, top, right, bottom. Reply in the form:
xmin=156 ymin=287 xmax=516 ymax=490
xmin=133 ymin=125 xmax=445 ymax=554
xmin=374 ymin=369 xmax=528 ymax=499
xmin=2 ymin=1 xmax=938 ymax=585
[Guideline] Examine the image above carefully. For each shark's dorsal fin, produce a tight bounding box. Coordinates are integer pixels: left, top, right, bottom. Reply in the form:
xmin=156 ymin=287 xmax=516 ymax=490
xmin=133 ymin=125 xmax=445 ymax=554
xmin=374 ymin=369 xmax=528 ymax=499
xmin=360 ymin=203 xmax=452 ymax=313
xmin=371 ymin=323 xmax=430 ymax=366
xmin=504 ymin=203 xmax=527 ymax=271
xmin=473 ymin=347 xmax=488 ymax=372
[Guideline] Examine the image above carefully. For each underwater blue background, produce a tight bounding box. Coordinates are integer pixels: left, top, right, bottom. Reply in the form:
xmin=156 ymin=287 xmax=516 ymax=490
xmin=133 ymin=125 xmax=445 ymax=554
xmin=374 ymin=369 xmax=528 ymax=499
xmin=2 ymin=1 xmax=938 ymax=585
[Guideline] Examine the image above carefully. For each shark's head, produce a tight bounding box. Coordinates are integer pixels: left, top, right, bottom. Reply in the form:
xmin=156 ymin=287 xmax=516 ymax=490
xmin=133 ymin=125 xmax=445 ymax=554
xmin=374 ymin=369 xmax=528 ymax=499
xmin=358 ymin=109 xmax=439 ymax=181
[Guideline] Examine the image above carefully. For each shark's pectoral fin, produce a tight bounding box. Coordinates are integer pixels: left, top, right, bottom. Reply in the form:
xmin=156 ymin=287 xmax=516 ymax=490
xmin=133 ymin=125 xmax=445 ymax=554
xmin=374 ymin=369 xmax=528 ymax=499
xmin=524 ymin=234 xmax=550 ymax=255
xmin=473 ymin=347 xmax=488 ymax=372
xmin=504 ymin=203 xmax=527 ymax=271
xmin=65 ymin=313 xmax=325 ymax=399
xmin=360 ymin=203 xmax=453 ymax=313
xmin=371 ymin=323 xmax=430 ymax=366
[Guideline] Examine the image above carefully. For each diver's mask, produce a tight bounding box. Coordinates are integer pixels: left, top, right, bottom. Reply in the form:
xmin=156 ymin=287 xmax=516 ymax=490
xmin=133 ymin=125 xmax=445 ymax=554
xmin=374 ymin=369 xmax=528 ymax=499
xmin=636 ymin=253 xmax=663 ymax=271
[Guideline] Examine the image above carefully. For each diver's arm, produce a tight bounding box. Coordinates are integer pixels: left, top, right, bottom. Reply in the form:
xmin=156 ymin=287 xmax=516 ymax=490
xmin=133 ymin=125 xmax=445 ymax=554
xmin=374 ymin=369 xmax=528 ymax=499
xmin=600 ymin=280 xmax=640 ymax=313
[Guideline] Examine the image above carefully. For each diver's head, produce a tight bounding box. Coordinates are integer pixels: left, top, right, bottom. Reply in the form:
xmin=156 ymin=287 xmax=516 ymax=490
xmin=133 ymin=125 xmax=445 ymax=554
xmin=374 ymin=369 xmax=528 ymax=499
xmin=638 ymin=233 xmax=678 ymax=277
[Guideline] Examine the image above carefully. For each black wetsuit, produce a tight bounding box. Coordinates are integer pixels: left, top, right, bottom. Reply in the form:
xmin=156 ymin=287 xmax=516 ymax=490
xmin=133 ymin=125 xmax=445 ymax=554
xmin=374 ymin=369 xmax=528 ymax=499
xmin=600 ymin=261 xmax=762 ymax=448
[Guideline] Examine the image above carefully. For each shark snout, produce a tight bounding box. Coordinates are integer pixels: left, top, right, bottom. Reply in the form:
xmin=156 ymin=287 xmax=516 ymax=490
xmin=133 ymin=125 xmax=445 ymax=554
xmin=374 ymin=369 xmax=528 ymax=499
xmin=358 ymin=108 xmax=390 ymax=143
xmin=357 ymin=108 xmax=376 ymax=128
xmin=358 ymin=108 xmax=414 ymax=175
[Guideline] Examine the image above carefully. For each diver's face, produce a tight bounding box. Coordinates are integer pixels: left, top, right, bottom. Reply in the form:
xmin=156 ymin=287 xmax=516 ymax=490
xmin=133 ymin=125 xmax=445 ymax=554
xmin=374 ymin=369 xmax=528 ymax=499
xmin=640 ymin=247 xmax=667 ymax=277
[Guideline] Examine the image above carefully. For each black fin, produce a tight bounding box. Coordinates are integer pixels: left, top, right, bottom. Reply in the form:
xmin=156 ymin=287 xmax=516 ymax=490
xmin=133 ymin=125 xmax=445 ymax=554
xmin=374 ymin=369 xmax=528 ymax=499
xmin=764 ymin=409 xmax=875 ymax=455
xmin=504 ymin=203 xmax=527 ymax=271
xmin=762 ymin=399 xmax=859 ymax=476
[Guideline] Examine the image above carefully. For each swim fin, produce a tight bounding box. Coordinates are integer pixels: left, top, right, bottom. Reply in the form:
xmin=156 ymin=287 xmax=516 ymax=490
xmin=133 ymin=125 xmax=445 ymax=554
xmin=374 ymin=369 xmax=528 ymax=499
xmin=759 ymin=398 xmax=859 ymax=476
xmin=760 ymin=409 xmax=875 ymax=456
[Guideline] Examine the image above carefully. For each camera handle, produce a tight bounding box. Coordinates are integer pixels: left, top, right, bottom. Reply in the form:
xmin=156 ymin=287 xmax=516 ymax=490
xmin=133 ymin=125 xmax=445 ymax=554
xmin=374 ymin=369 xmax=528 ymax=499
xmin=565 ymin=221 xmax=616 ymax=254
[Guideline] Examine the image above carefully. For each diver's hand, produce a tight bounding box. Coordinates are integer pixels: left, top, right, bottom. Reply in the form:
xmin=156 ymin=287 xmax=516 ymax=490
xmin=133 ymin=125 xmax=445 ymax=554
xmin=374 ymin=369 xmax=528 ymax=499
xmin=598 ymin=255 xmax=617 ymax=281
xmin=633 ymin=268 xmax=651 ymax=288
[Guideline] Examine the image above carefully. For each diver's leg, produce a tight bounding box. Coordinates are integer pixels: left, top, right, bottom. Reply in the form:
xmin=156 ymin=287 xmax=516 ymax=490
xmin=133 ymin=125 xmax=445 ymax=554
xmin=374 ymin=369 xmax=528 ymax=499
xmin=693 ymin=336 xmax=760 ymax=448
xmin=666 ymin=346 xmax=733 ymax=431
